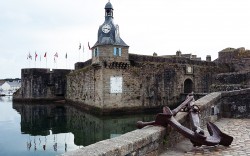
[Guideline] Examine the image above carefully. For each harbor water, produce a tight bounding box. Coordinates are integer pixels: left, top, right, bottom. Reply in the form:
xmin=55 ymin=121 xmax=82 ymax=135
xmin=0 ymin=96 xmax=154 ymax=156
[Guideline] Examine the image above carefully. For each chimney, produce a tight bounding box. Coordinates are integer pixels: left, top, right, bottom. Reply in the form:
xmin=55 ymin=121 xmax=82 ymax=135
xmin=176 ymin=50 xmax=181 ymax=57
xmin=206 ymin=55 xmax=211 ymax=62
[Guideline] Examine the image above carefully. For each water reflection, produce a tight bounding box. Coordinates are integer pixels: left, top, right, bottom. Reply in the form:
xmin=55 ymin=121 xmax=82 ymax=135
xmin=13 ymin=102 xmax=154 ymax=146
xmin=1 ymin=98 xmax=154 ymax=155
xmin=65 ymin=105 xmax=154 ymax=146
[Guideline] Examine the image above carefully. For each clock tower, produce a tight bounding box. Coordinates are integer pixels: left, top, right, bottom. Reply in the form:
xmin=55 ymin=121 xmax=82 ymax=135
xmin=91 ymin=1 xmax=129 ymax=67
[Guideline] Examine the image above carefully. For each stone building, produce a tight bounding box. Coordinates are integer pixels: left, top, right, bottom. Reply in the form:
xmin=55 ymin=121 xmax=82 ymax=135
xmin=211 ymin=47 xmax=250 ymax=92
xmin=14 ymin=2 xmax=250 ymax=115
xmin=65 ymin=2 xmax=231 ymax=114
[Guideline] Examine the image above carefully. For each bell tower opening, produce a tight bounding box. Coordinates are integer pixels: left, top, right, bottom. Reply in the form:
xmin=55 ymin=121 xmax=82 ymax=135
xmin=184 ymin=79 xmax=193 ymax=93
xmin=105 ymin=2 xmax=113 ymax=18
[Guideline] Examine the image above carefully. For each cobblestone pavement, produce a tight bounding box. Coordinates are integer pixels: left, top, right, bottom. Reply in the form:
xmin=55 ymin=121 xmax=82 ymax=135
xmin=160 ymin=118 xmax=250 ymax=156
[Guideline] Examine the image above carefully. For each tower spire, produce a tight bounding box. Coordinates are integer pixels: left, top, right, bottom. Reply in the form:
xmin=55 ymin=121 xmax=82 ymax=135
xmin=105 ymin=1 xmax=113 ymax=18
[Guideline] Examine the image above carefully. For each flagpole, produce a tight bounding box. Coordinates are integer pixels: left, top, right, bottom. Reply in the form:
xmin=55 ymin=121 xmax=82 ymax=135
xmin=28 ymin=52 xmax=32 ymax=68
xmin=34 ymin=57 xmax=36 ymax=68
xmin=65 ymin=53 xmax=67 ymax=69
xmin=88 ymin=42 xmax=93 ymax=58
xmin=28 ymin=53 xmax=30 ymax=67
xmin=83 ymin=45 xmax=84 ymax=62
xmin=45 ymin=52 xmax=47 ymax=68
xmin=88 ymin=42 xmax=91 ymax=60
xmin=54 ymin=57 xmax=55 ymax=69
xmin=54 ymin=57 xmax=57 ymax=69
xmin=54 ymin=52 xmax=58 ymax=69
xmin=79 ymin=43 xmax=81 ymax=62
xmin=34 ymin=52 xmax=36 ymax=68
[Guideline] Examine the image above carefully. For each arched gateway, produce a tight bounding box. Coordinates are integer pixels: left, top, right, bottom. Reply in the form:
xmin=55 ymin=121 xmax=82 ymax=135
xmin=184 ymin=79 xmax=193 ymax=93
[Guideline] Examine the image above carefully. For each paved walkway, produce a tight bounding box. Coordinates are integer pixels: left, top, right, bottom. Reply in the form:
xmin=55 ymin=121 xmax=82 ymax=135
xmin=160 ymin=118 xmax=250 ymax=156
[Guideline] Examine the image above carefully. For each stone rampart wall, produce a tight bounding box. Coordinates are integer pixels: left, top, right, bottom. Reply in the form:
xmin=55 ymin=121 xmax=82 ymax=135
xmin=221 ymin=88 xmax=250 ymax=118
xmin=75 ymin=59 xmax=92 ymax=70
xmin=218 ymin=47 xmax=246 ymax=63
xmin=129 ymin=54 xmax=217 ymax=66
xmin=63 ymin=126 xmax=166 ymax=156
xmin=214 ymin=71 xmax=250 ymax=84
xmin=13 ymin=68 xmax=71 ymax=101
xmin=66 ymin=66 xmax=101 ymax=108
xmin=66 ymin=60 xmax=221 ymax=115
xmin=211 ymin=71 xmax=250 ymax=92
xmin=217 ymin=47 xmax=250 ymax=72
xmin=230 ymin=58 xmax=250 ymax=72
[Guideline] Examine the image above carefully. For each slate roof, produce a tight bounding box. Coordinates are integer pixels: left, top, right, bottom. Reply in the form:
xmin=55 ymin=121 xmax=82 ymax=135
xmin=7 ymin=81 xmax=21 ymax=88
xmin=105 ymin=2 xmax=113 ymax=9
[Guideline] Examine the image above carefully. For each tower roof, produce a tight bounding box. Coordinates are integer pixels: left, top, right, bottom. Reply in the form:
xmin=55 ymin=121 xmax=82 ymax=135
xmin=105 ymin=2 xmax=113 ymax=10
xmin=93 ymin=2 xmax=128 ymax=48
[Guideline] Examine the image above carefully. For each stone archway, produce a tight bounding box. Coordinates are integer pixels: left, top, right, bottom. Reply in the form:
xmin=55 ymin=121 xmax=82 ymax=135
xmin=184 ymin=79 xmax=193 ymax=93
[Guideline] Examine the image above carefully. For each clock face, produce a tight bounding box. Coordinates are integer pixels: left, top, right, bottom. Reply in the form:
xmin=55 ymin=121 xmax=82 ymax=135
xmin=102 ymin=24 xmax=111 ymax=33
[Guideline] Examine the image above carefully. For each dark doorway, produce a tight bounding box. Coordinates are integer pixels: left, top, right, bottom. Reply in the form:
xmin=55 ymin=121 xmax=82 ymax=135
xmin=184 ymin=79 xmax=193 ymax=93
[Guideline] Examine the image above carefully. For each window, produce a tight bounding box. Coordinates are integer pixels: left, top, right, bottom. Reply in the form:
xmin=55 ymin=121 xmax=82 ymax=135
xmin=113 ymin=47 xmax=122 ymax=56
xmin=93 ymin=47 xmax=99 ymax=57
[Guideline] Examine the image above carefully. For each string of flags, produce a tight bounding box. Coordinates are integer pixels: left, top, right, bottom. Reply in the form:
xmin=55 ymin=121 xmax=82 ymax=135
xmin=26 ymin=51 xmax=67 ymax=66
xmin=26 ymin=42 xmax=92 ymax=67
xmin=27 ymin=52 xmax=63 ymax=60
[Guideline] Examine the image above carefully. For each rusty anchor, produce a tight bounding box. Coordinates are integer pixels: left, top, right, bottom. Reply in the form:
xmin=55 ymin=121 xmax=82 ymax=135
xmin=137 ymin=93 xmax=233 ymax=147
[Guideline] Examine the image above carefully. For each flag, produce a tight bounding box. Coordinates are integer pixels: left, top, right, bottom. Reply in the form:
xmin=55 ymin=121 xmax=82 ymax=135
xmin=54 ymin=57 xmax=56 ymax=63
xmin=79 ymin=43 xmax=81 ymax=50
xmin=65 ymin=53 xmax=67 ymax=59
xmin=28 ymin=53 xmax=32 ymax=60
xmin=35 ymin=52 xmax=38 ymax=61
xmin=54 ymin=52 xmax=58 ymax=57
xmin=44 ymin=52 xmax=47 ymax=58
xmin=88 ymin=42 xmax=91 ymax=50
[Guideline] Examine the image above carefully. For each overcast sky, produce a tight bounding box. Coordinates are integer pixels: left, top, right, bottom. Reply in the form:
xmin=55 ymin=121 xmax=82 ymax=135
xmin=1 ymin=0 xmax=250 ymax=79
